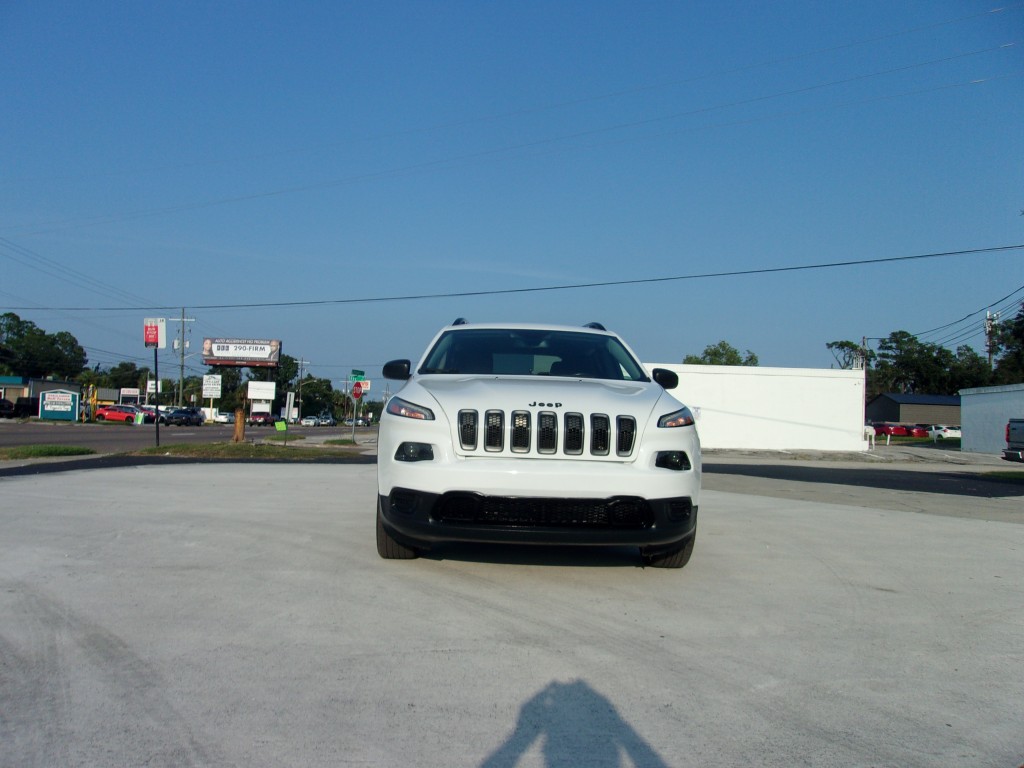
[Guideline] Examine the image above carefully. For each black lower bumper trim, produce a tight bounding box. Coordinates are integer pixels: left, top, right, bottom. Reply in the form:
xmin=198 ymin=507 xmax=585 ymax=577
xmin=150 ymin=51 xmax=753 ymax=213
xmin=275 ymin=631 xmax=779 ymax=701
xmin=380 ymin=488 xmax=697 ymax=547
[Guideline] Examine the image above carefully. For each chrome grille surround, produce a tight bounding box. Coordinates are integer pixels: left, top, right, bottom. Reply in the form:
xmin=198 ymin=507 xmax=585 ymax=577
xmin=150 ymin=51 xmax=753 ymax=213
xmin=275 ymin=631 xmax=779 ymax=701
xmin=454 ymin=408 xmax=637 ymax=457
xmin=616 ymin=416 xmax=637 ymax=456
xmin=591 ymin=414 xmax=610 ymax=456
xmin=511 ymin=411 xmax=531 ymax=453
xmin=563 ymin=412 xmax=584 ymax=455
xmin=537 ymin=412 xmax=558 ymax=454
xmin=458 ymin=409 xmax=477 ymax=450
xmin=484 ymin=410 xmax=504 ymax=451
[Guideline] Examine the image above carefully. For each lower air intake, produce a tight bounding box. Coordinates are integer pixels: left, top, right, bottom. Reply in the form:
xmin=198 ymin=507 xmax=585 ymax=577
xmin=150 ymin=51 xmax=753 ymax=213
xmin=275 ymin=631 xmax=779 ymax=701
xmin=435 ymin=493 xmax=653 ymax=528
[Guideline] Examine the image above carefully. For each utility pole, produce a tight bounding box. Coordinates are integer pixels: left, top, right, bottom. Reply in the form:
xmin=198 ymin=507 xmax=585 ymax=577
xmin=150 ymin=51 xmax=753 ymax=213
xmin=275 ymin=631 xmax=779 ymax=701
xmin=174 ymin=308 xmax=197 ymax=407
xmin=296 ymin=358 xmax=311 ymax=419
xmin=985 ymin=311 xmax=1001 ymax=369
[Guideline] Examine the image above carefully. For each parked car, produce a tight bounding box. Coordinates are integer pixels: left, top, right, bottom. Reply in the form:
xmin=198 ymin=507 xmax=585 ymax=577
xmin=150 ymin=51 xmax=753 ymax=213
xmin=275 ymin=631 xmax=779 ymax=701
xmin=247 ymin=412 xmax=275 ymax=426
xmin=300 ymin=416 xmax=318 ymax=426
xmin=136 ymin=406 xmax=158 ymax=423
xmin=213 ymin=411 xmax=235 ymax=424
xmin=0 ymin=398 xmax=14 ymax=418
xmin=14 ymin=397 xmax=39 ymax=418
xmin=95 ymin=404 xmax=142 ymax=423
xmin=161 ymin=407 xmax=204 ymax=426
xmin=317 ymin=415 xmax=337 ymax=427
xmin=905 ymin=425 xmax=929 ymax=438
xmin=873 ymin=423 xmax=908 ymax=437
xmin=927 ymin=425 xmax=961 ymax=440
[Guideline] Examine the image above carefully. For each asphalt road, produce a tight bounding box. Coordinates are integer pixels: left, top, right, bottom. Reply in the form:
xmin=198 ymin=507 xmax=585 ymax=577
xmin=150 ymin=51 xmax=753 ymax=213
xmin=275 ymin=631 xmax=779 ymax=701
xmin=0 ymin=418 xmax=362 ymax=454
xmin=1 ymin=462 xmax=1021 ymax=767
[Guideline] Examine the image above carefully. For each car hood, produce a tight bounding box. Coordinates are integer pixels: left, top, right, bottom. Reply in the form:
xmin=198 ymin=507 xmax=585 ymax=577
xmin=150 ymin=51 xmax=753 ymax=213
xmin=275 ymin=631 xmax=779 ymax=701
xmin=409 ymin=375 xmax=677 ymax=423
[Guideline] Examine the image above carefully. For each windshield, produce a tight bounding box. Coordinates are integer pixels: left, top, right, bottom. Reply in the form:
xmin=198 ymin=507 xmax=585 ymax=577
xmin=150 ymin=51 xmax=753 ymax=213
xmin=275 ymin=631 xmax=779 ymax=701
xmin=419 ymin=329 xmax=649 ymax=381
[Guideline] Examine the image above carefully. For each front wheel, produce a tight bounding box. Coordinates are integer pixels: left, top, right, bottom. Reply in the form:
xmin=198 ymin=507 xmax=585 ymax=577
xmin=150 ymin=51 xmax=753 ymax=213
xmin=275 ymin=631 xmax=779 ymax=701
xmin=641 ymin=531 xmax=696 ymax=569
xmin=376 ymin=500 xmax=419 ymax=560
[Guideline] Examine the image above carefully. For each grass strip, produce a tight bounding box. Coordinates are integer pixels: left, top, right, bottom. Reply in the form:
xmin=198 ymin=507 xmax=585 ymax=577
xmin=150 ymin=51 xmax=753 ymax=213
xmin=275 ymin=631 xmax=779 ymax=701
xmin=130 ymin=442 xmax=360 ymax=460
xmin=0 ymin=445 xmax=97 ymax=459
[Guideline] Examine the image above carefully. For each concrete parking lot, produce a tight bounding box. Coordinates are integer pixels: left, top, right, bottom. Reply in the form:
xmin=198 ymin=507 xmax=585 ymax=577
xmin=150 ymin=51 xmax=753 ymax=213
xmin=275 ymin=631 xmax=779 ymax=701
xmin=1 ymin=458 xmax=1022 ymax=767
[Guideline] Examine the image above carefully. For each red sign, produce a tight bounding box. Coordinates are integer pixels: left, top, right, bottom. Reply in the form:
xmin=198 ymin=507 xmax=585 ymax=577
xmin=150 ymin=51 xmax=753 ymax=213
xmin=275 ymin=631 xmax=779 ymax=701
xmin=352 ymin=381 xmax=363 ymax=400
xmin=144 ymin=324 xmax=159 ymax=347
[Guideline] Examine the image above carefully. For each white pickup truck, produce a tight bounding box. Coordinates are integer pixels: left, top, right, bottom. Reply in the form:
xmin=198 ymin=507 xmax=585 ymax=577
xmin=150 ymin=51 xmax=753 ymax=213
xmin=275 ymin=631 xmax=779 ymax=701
xmin=1004 ymin=419 xmax=1024 ymax=463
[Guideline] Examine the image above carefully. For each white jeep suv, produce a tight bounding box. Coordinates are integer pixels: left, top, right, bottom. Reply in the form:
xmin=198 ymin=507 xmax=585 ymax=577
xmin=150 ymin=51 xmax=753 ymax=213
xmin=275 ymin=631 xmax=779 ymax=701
xmin=377 ymin=320 xmax=701 ymax=568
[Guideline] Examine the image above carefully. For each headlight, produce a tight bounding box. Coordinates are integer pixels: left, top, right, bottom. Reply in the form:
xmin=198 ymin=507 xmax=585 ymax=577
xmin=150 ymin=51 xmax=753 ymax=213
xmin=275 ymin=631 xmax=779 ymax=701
xmin=658 ymin=406 xmax=695 ymax=428
xmin=386 ymin=396 xmax=434 ymax=421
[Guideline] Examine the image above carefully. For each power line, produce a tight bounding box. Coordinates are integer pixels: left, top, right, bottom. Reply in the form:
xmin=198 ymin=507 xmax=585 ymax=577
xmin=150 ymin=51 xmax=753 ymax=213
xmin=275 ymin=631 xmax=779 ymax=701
xmin=4 ymin=243 xmax=1021 ymax=313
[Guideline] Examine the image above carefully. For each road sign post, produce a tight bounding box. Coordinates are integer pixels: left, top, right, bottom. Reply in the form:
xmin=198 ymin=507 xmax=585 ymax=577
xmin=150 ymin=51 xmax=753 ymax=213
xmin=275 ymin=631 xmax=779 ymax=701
xmin=144 ymin=318 xmax=166 ymax=447
xmin=350 ymin=381 xmax=363 ymax=440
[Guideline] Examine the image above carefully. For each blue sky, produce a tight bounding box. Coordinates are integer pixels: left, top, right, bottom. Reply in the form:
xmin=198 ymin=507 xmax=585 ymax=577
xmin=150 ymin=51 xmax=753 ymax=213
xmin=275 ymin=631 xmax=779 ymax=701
xmin=2 ymin=1 xmax=1022 ymax=390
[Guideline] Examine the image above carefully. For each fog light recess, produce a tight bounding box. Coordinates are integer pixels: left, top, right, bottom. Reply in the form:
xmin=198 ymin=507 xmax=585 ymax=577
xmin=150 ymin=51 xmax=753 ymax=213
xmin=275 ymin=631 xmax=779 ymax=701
xmin=655 ymin=451 xmax=691 ymax=471
xmin=395 ymin=442 xmax=434 ymax=462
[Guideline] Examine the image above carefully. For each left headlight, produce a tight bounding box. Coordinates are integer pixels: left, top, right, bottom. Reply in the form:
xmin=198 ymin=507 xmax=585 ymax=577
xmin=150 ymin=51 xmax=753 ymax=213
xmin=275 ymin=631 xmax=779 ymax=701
xmin=658 ymin=406 xmax=695 ymax=428
xmin=386 ymin=396 xmax=435 ymax=421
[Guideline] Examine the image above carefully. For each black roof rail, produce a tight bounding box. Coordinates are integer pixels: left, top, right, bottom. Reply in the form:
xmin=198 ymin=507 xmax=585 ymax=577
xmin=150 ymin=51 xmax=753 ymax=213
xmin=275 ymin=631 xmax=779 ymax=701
xmin=452 ymin=317 xmax=467 ymax=326
xmin=583 ymin=322 xmax=606 ymax=331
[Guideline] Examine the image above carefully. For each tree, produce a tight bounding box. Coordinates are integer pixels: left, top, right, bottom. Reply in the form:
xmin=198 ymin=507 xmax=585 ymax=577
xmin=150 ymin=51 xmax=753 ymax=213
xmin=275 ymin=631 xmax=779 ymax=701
xmin=0 ymin=312 xmax=88 ymax=379
xmin=994 ymin=302 xmax=1024 ymax=384
xmin=867 ymin=330 xmax=988 ymax=396
xmin=297 ymin=376 xmax=335 ymax=417
xmin=684 ymin=340 xmax=758 ymax=366
xmin=950 ymin=345 xmax=993 ymax=390
xmin=826 ymin=340 xmax=874 ymax=370
xmin=106 ymin=361 xmax=143 ymax=390
xmin=49 ymin=331 xmax=88 ymax=379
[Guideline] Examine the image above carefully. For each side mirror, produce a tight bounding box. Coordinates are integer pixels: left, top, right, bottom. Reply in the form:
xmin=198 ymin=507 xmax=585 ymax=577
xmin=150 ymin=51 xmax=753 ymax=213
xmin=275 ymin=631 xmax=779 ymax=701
xmin=382 ymin=359 xmax=412 ymax=380
xmin=651 ymin=368 xmax=678 ymax=390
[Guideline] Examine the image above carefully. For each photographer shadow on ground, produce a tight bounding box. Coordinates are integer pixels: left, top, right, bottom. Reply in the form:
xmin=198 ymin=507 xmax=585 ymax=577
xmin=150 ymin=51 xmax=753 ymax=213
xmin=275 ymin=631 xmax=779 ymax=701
xmin=481 ymin=679 xmax=670 ymax=768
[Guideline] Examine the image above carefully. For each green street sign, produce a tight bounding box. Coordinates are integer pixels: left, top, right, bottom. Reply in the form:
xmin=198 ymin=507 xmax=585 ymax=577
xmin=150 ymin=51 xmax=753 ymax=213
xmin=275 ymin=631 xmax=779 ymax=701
xmin=351 ymin=369 xmax=365 ymax=381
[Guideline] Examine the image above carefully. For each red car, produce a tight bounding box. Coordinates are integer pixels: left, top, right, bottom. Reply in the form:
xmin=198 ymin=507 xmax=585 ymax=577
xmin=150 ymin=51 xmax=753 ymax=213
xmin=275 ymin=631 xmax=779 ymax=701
xmin=906 ymin=425 xmax=929 ymax=438
xmin=247 ymin=412 xmax=275 ymax=426
xmin=95 ymin=404 xmax=141 ymax=423
xmin=873 ymin=423 xmax=908 ymax=437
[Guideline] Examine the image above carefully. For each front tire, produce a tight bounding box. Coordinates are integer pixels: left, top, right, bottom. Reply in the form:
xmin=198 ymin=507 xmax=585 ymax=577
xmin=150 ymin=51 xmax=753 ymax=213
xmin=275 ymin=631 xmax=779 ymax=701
xmin=376 ymin=500 xmax=419 ymax=560
xmin=641 ymin=531 xmax=696 ymax=569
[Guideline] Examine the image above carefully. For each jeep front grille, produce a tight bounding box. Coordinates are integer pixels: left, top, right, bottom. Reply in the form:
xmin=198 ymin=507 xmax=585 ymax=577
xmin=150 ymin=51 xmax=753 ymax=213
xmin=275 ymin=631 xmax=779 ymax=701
xmin=455 ymin=410 xmax=637 ymax=457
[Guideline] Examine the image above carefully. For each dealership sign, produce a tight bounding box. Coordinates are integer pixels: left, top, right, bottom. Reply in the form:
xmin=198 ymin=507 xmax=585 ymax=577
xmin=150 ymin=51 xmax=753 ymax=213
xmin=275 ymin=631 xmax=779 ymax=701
xmin=39 ymin=390 xmax=79 ymax=421
xmin=203 ymin=338 xmax=282 ymax=368
xmin=202 ymin=375 xmax=222 ymax=399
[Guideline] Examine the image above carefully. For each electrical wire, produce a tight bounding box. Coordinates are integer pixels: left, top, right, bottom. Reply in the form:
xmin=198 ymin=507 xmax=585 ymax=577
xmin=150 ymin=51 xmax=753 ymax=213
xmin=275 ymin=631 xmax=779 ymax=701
xmin=3 ymin=243 xmax=1020 ymax=313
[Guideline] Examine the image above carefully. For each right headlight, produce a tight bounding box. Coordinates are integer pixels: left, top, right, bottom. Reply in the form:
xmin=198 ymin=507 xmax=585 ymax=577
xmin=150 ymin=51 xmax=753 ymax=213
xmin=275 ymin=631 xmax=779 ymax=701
xmin=658 ymin=406 xmax=695 ymax=428
xmin=386 ymin=396 xmax=435 ymax=421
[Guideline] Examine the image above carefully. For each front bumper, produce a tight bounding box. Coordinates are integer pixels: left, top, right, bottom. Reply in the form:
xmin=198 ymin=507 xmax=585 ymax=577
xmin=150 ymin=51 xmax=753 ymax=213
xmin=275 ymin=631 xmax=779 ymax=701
xmin=379 ymin=488 xmax=697 ymax=548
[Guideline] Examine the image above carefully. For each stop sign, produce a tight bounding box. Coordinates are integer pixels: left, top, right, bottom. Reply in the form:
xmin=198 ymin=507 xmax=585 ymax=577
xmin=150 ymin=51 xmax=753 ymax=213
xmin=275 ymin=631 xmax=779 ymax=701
xmin=352 ymin=381 xmax=363 ymax=399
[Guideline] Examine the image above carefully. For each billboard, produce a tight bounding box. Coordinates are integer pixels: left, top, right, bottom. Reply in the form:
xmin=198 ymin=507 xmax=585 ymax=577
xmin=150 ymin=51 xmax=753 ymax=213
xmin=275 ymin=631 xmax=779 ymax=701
xmin=202 ymin=338 xmax=281 ymax=368
xmin=247 ymin=381 xmax=276 ymax=401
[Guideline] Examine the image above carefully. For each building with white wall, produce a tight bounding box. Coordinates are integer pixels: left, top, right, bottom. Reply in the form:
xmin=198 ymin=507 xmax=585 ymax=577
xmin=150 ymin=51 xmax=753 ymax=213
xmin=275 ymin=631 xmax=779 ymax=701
xmin=647 ymin=363 xmax=868 ymax=452
xmin=959 ymin=383 xmax=1024 ymax=455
